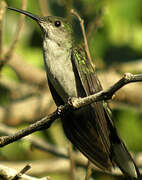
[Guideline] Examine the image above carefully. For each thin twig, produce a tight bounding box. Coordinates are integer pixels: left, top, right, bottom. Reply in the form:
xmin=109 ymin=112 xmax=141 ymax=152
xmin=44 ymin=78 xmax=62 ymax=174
xmin=85 ymin=161 xmax=92 ymax=180
xmin=70 ymin=9 xmax=94 ymax=68
xmin=0 ymin=0 xmax=6 ymax=60
xmin=68 ymin=141 xmax=76 ymax=180
xmin=11 ymin=164 xmax=31 ymax=180
xmin=4 ymin=0 xmax=27 ymax=61
xmin=0 ymin=164 xmax=49 ymax=180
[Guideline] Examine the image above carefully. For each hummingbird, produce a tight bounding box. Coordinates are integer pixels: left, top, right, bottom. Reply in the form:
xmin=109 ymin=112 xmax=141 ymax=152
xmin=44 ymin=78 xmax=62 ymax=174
xmin=7 ymin=7 xmax=140 ymax=179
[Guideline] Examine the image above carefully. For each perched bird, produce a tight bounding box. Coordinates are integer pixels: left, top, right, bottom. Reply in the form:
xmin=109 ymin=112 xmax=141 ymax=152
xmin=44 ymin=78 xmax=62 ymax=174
xmin=7 ymin=7 xmax=140 ymax=179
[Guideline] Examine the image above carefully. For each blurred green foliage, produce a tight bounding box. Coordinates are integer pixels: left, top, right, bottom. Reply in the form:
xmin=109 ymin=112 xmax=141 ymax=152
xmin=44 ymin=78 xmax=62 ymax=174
xmin=2 ymin=0 xmax=142 ymax=179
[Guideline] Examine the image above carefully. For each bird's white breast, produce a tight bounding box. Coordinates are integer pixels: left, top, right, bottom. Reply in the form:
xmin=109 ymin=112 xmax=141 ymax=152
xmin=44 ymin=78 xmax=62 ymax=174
xmin=43 ymin=38 xmax=78 ymax=102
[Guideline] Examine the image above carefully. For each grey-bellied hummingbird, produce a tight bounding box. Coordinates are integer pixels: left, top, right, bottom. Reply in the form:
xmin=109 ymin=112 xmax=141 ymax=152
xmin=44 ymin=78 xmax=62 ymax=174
xmin=7 ymin=7 xmax=140 ymax=179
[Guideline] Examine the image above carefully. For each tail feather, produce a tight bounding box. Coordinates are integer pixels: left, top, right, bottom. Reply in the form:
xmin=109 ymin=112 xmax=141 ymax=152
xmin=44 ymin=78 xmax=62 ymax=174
xmin=113 ymin=142 xmax=140 ymax=179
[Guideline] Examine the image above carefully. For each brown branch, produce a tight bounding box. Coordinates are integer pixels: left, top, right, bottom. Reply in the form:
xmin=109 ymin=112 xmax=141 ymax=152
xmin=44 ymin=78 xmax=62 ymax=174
xmin=68 ymin=141 xmax=76 ymax=180
xmin=71 ymin=73 xmax=142 ymax=108
xmin=0 ymin=82 xmax=138 ymax=126
xmin=0 ymin=73 xmax=142 ymax=147
xmin=0 ymin=108 xmax=61 ymax=147
xmin=4 ymin=0 xmax=27 ymax=61
xmin=0 ymin=123 xmax=68 ymax=159
xmin=0 ymin=70 xmax=142 ymax=125
xmin=7 ymin=53 xmax=47 ymax=86
xmin=85 ymin=161 xmax=92 ymax=180
xmin=70 ymin=9 xmax=94 ymax=68
xmin=98 ymin=70 xmax=142 ymax=106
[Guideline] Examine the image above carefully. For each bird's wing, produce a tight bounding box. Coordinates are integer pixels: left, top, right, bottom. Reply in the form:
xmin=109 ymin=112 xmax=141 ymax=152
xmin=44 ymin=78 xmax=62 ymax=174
xmin=72 ymin=47 xmax=111 ymax=154
xmin=72 ymin=47 xmax=140 ymax=178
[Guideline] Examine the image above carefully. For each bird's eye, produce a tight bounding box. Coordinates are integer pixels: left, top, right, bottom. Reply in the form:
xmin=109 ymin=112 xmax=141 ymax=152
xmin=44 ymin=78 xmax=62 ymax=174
xmin=54 ymin=21 xmax=61 ymax=27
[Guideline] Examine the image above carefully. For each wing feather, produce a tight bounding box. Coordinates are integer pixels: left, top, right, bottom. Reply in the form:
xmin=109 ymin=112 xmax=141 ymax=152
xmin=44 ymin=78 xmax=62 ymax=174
xmin=72 ymin=47 xmax=111 ymax=154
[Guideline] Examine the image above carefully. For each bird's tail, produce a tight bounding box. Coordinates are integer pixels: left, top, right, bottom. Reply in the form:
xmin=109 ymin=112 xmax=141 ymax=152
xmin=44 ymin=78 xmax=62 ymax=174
xmin=113 ymin=141 xmax=140 ymax=179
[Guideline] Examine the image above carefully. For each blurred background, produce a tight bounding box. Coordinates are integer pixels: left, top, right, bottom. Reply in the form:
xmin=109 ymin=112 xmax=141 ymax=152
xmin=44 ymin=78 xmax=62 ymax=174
xmin=0 ymin=0 xmax=142 ymax=179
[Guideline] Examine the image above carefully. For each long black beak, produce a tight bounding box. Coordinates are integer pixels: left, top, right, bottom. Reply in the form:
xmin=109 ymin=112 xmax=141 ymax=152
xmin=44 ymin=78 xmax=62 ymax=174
xmin=7 ymin=7 xmax=40 ymax=22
